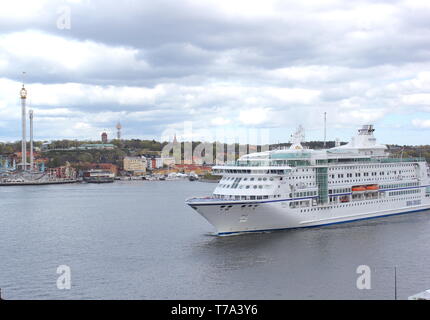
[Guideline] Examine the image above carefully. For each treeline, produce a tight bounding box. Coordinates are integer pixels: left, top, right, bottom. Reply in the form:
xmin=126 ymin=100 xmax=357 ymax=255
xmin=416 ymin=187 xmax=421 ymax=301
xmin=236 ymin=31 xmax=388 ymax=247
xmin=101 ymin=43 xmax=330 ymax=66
xmin=46 ymin=149 xmax=127 ymax=168
xmin=387 ymin=145 xmax=430 ymax=162
xmin=0 ymin=141 xmax=42 ymax=154
xmin=47 ymin=139 xmax=169 ymax=151
xmin=2 ymin=139 xmax=430 ymax=168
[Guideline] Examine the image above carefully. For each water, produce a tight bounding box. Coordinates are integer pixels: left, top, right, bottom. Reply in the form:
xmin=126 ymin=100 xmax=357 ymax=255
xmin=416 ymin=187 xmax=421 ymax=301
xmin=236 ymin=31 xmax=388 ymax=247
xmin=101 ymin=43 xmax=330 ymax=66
xmin=1 ymin=181 xmax=430 ymax=300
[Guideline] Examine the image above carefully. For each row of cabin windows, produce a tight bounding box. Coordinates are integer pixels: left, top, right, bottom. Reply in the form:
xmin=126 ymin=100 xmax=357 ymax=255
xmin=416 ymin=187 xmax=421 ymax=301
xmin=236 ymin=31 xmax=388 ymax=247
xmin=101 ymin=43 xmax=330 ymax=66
xmin=222 ymin=176 xmax=275 ymax=182
xmin=331 ymin=170 xmax=407 ymax=179
xmin=328 ymin=163 xmax=414 ymax=170
xmin=289 ymin=191 xmax=318 ymax=198
xmin=388 ymin=189 xmax=420 ymax=196
xmin=219 ymin=184 xmax=273 ymax=189
xmin=328 ymin=177 xmax=412 ymax=185
xmin=213 ymin=194 xmax=281 ymax=200
xmin=380 ymin=182 xmax=419 ymax=189
xmin=329 ymin=188 xmax=351 ymax=194
xmin=215 ymin=169 xmax=289 ymax=174
xmin=299 ymin=196 xmax=421 ymax=212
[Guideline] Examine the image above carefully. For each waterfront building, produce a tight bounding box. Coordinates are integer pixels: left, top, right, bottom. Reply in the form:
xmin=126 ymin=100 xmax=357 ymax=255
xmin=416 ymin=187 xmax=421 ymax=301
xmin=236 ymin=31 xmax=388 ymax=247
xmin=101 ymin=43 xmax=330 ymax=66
xmin=78 ymin=143 xmax=115 ymax=150
xmin=175 ymin=164 xmax=212 ymax=175
xmin=47 ymin=164 xmax=77 ymax=179
xmin=123 ymin=156 xmax=147 ymax=175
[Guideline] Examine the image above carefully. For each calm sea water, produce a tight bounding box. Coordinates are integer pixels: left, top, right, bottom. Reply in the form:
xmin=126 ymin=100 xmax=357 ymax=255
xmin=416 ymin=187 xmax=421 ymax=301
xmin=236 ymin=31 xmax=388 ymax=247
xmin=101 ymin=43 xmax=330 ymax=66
xmin=1 ymin=180 xmax=430 ymax=300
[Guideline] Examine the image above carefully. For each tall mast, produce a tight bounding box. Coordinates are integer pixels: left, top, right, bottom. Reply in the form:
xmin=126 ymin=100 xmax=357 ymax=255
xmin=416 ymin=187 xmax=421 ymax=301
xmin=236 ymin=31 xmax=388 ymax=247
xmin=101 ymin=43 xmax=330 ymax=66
xmin=323 ymin=112 xmax=327 ymax=148
xmin=20 ymin=72 xmax=27 ymax=171
xmin=29 ymin=109 xmax=34 ymax=171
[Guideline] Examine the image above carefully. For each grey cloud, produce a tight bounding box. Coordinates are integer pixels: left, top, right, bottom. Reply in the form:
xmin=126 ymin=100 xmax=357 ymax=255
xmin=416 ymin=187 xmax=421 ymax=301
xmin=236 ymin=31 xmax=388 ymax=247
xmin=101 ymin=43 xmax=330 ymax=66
xmin=2 ymin=0 xmax=430 ymax=144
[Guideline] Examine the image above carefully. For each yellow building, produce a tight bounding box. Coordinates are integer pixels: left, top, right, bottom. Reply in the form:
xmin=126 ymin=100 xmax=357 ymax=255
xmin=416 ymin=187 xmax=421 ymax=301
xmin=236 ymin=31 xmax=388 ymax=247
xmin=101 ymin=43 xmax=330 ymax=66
xmin=123 ymin=156 xmax=147 ymax=175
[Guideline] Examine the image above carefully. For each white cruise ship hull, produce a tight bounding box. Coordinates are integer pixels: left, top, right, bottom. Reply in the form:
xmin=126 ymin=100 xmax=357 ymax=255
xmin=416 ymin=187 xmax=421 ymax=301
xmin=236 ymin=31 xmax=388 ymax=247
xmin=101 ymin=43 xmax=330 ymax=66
xmin=186 ymin=125 xmax=430 ymax=235
xmin=188 ymin=197 xmax=430 ymax=235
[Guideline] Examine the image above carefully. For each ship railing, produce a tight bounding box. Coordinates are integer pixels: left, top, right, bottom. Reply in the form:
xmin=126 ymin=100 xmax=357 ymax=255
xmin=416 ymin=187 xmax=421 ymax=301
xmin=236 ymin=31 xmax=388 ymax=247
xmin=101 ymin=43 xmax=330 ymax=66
xmin=186 ymin=196 xmax=232 ymax=203
xmin=219 ymin=157 xmax=427 ymax=167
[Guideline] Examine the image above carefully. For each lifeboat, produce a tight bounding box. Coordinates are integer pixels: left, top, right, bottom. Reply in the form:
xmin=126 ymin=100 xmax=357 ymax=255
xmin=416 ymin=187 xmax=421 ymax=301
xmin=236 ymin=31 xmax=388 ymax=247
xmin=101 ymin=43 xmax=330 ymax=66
xmin=366 ymin=185 xmax=379 ymax=191
xmin=352 ymin=186 xmax=366 ymax=192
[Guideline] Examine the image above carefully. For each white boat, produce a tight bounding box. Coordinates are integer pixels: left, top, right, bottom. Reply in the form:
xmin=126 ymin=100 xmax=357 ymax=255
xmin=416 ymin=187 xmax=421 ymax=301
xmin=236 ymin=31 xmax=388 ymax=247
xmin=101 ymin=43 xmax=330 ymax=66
xmin=409 ymin=289 xmax=430 ymax=300
xmin=186 ymin=125 xmax=430 ymax=235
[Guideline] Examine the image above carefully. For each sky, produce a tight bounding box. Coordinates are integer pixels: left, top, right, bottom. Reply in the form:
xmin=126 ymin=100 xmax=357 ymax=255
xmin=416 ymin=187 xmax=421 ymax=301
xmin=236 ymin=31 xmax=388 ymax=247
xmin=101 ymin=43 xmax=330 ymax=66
xmin=0 ymin=0 xmax=430 ymax=145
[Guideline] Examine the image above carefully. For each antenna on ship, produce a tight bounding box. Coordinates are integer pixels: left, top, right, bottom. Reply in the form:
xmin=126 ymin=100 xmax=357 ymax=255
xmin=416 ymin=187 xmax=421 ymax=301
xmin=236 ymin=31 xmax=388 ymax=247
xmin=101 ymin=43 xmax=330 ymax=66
xmin=323 ymin=112 xmax=327 ymax=148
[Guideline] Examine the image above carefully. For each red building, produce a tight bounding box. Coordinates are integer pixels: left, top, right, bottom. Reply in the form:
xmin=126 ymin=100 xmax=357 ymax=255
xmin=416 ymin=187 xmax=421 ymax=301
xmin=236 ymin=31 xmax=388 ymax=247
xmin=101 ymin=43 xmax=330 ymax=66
xmin=101 ymin=132 xmax=108 ymax=143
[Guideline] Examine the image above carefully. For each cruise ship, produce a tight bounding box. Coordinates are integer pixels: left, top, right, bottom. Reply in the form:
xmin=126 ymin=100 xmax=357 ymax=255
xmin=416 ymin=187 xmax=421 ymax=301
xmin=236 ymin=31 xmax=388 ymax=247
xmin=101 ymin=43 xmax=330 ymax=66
xmin=186 ymin=125 xmax=430 ymax=235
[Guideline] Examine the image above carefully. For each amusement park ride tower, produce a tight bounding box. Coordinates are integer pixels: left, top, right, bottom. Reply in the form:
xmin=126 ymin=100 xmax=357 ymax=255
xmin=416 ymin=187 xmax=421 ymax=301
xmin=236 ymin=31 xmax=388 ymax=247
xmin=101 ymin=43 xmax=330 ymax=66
xmin=20 ymin=83 xmax=27 ymax=170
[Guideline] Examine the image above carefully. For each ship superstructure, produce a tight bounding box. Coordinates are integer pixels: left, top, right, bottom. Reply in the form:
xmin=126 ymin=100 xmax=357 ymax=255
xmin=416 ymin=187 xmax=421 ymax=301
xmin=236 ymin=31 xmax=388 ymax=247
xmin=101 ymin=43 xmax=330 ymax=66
xmin=186 ymin=125 xmax=430 ymax=235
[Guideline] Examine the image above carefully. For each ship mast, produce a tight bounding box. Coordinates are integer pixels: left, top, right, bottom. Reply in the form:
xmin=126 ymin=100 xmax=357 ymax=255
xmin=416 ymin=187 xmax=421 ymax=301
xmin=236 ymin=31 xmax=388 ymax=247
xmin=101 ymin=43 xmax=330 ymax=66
xmin=323 ymin=111 xmax=327 ymax=148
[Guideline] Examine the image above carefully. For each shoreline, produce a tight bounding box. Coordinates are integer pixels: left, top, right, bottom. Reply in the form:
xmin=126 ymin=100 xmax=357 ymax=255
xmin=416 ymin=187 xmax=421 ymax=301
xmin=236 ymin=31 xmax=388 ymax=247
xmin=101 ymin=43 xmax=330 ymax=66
xmin=0 ymin=180 xmax=80 ymax=186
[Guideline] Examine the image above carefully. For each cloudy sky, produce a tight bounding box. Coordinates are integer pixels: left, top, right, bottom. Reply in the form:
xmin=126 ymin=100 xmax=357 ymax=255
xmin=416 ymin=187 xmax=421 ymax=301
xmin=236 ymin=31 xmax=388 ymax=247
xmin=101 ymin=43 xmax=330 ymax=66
xmin=1 ymin=0 xmax=430 ymax=145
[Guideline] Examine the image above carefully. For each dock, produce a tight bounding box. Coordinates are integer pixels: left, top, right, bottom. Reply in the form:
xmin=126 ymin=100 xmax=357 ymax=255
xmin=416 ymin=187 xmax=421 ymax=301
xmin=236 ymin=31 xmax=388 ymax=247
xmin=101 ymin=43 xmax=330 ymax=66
xmin=0 ymin=179 xmax=80 ymax=186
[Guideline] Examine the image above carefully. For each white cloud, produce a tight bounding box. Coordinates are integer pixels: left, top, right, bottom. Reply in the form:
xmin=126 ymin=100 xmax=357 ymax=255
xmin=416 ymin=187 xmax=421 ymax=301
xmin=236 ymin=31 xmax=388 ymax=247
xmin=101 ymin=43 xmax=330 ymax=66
xmin=211 ymin=117 xmax=230 ymax=126
xmin=402 ymin=94 xmax=430 ymax=106
xmin=412 ymin=119 xmax=430 ymax=128
xmin=239 ymin=107 xmax=271 ymax=125
xmin=0 ymin=30 xmax=148 ymax=74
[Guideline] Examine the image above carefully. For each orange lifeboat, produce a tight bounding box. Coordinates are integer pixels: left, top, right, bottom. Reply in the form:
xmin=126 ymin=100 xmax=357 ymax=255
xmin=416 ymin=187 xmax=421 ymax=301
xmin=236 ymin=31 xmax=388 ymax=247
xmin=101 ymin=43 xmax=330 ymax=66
xmin=366 ymin=185 xmax=379 ymax=191
xmin=352 ymin=186 xmax=366 ymax=192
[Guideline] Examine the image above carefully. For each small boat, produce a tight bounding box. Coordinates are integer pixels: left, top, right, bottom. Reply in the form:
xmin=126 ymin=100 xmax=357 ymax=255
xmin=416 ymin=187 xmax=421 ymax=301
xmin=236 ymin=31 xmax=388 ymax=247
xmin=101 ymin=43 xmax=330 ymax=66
xmin=409 ymin=289 xmax=430 ymax=300
xmin=83 ymin=169 xmax=115 ymax=183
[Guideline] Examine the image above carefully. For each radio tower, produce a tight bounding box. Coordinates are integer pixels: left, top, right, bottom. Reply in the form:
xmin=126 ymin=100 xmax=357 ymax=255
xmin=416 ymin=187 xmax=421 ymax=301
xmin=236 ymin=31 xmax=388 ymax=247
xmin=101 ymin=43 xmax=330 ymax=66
xmin=20 ymin=72 xmax=27 ymax=171
xmin=116 ymin=121 xmax=122 ymax=140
